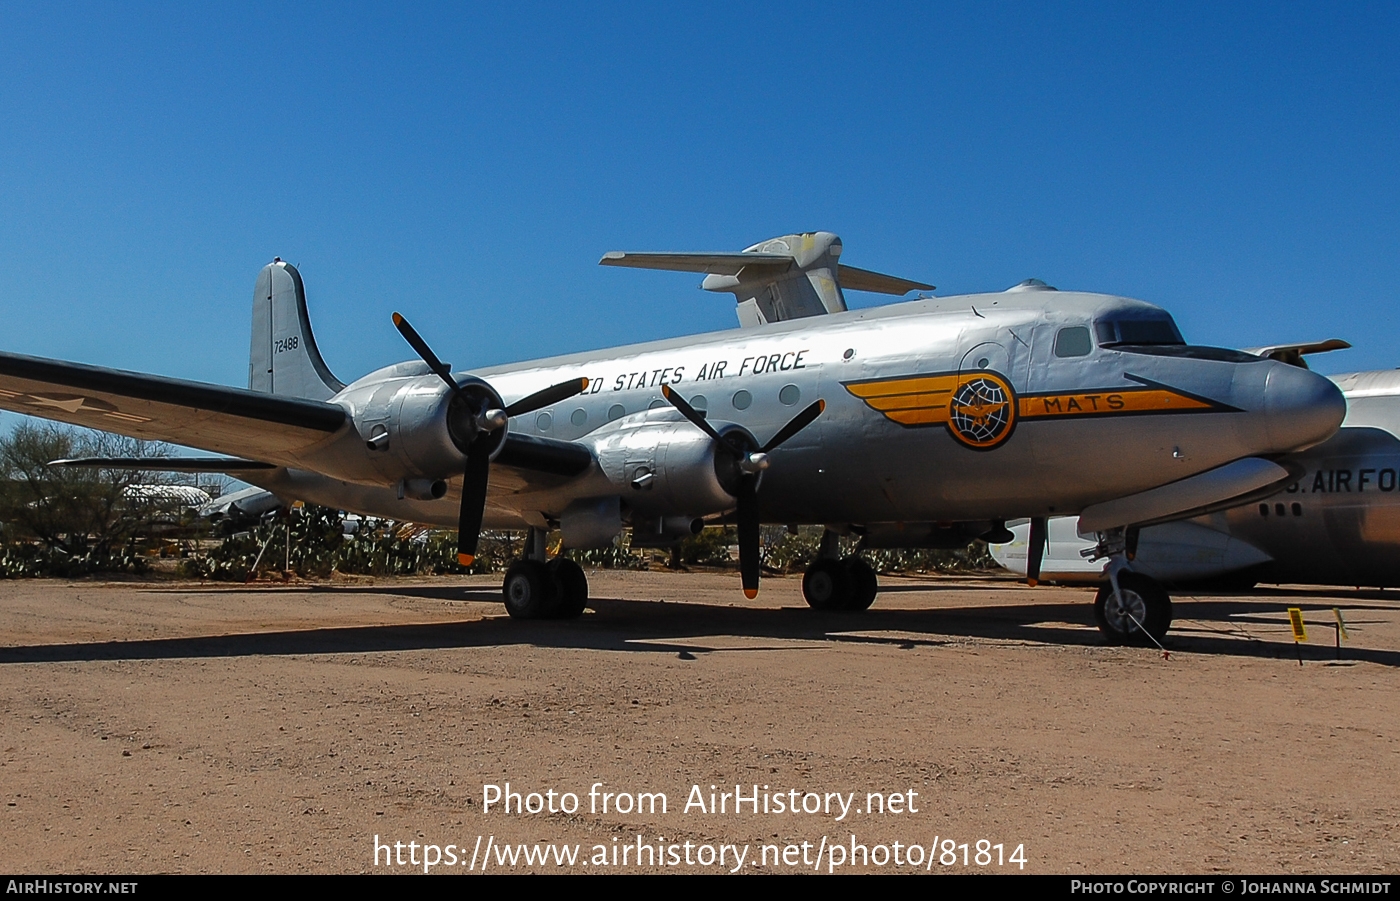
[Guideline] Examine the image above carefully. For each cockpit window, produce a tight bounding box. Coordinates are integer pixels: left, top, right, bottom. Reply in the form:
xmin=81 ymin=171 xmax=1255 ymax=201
xmin=1053 ymin=326 xmax=1092 ymax=358
xmin=1094 ymin=315 xmax=1184 ymax=346
xmin=1108 ymin=344 xmax=1261 ymax=363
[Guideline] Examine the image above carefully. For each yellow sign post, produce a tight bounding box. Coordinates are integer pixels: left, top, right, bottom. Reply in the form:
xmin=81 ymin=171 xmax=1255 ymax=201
xmin=1288 ymin=608 xmax=1307 ymax=666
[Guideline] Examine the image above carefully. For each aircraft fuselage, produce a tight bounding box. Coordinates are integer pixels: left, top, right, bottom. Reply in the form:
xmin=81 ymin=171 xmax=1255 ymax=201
xmin=245 ymin=287 xmax=1344 ymax=536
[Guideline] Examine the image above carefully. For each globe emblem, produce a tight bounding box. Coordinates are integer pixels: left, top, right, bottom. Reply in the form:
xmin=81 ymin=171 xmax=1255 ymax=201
xmin=949 ymin=374 xmax=1015 ymax=449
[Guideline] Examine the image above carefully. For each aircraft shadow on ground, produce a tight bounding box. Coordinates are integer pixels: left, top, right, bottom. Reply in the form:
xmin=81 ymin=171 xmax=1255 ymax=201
xmin=4 ymin=583 xmax=1398 ymax=667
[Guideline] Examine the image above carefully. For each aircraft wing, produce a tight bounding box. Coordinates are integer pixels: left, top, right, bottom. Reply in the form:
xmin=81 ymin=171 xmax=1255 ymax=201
xmin=0 ymin=351 xmax=346 ymax=465
xmin=50 ymin=457 xmax=278 ymax=472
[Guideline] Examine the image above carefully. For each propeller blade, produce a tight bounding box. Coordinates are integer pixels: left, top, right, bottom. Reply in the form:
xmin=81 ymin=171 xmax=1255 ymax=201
xmin=1026 ymin=516 xmax=1047 ymax=587
xmin=760 ymin=399 xmax=826 ymax=453
xmin=736 ymin=478 xmax=761 ymax=598
xmin=392 ymin=312 xmax=459 ymax=393
xmin=504 ymin=377 xmax=590 ymax=418
xmin=455 ymin=437 xmax=493 ymax=566
xmin=661 ymin=385 xmax=729 ymax=446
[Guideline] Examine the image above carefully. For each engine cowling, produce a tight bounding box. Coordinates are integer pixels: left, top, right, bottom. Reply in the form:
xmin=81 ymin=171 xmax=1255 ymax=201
xmin=335 ymin=368 xmax=506 ymax=485
xmin=583 ymin=417 xmax=753 ymax=518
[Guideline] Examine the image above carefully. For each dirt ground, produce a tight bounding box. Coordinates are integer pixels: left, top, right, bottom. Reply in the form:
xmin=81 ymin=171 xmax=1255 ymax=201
xmin=1 ymin=569 xmax=1396 ymax=875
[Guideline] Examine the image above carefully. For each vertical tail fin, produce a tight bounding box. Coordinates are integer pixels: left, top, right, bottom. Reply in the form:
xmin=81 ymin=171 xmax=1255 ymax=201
xmin=249 ymin=259 xmax=345 ymax=401
xmin=705 ymin=232 xmax=849 ymax=326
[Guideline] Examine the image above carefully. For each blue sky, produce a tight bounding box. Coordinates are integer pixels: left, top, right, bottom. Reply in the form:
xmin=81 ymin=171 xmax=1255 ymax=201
xmin=1 ymin=1 xmax=1397 ymax=402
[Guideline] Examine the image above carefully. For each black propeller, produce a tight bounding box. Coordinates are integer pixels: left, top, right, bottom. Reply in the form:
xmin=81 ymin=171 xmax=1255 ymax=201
xmin=1026 ymin=516 xmax=1048 ymax=587
xmin=661 ymin=384 xmax=825 ymax=598
xmin=393 ymin=312 xmax=587 ymax=565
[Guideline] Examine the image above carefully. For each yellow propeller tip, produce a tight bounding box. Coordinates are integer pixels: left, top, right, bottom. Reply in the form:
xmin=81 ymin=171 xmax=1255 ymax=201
xmin=1027 ymin=578 xmax=1039 ymax=588
xmin=743 ymin=588 xmax=758 ymax=599
xmin=458 ymin=553 xmax=474 ymax=566
xmin=392 ymin=312 xmax=404 ymax=325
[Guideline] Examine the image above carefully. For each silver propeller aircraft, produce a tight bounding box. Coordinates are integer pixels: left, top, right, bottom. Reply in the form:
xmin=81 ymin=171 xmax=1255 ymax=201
xmin=0 ymin=232 xmax=1347 ymax=641
xmin=992 ymin=347 xmax=1400 ymax=615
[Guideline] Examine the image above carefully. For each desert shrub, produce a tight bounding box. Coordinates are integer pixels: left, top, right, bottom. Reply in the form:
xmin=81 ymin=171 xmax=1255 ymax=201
xmin=0 ymin=543 xmax=150 ymax=579
xmin=181 ymin=506 xmax=520 ymax=580
xmin=564 ymin=530 xmax=649 ymax=570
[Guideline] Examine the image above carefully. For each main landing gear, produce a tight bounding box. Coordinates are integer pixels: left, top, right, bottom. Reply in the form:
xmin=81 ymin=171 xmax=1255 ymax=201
xmin=801 ymin=530 xmax=878 ymax=611
xmin=501 ymin=528 xmax=589 ymax=620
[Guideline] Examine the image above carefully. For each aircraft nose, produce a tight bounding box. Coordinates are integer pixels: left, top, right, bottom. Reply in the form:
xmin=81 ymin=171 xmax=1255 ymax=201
xmin=1262 ymin=363 xmax=1346 ymax=452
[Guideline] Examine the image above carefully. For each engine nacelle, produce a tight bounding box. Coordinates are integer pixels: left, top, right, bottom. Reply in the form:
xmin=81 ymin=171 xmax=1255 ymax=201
xmin=583 ymin=417 xmax=748 ymax=518
xmin=335 ymin=367 xmax=506 ymax=484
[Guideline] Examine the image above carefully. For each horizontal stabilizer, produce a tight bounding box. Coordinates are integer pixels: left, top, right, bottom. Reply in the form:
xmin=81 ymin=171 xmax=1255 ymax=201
xmin=1241 ymin=339 xmax=1351 ymax=369
xmin=836 ymin=264 xmax=934 ymax=296
xmin=600 ymin=232 xmax=934 ymax=327
xmin=599 ymin=251 xmax=791 ymax=277
xmin=50 ymin=457 xmax=277 ymax=472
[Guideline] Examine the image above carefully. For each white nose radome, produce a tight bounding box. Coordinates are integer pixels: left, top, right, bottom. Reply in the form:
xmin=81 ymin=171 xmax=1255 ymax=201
xmin=1263 ymin=363 xmax=1347 ymax=453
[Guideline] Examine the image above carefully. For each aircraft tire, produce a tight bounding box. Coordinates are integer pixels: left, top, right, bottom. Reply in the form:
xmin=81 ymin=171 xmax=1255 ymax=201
xmin=803 ymin=559 xmax=851 ymax=610
xmin=548 ymin=558 xmax=589 ymax=619
xmin=503 ymin=560 xmax=560 ymax=620
xmin=1093 ymin=573 xmax=1172 ymax=646
xmin=841 ymin=556 xmax=879 ymax=611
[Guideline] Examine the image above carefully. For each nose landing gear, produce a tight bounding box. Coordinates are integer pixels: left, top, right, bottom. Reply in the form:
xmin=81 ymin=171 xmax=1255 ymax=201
xmin=1085 ymin=527 xmax=1172 ymax=646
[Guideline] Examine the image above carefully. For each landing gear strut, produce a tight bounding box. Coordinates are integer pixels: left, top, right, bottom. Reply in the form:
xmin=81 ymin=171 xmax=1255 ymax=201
xmin=501 ymin=528 xmax=589 ymax=620
xmin=802 ymin=530 xmax=878 ymax=611
xmin=1086 ymin=527 xmax=1172 ymax=645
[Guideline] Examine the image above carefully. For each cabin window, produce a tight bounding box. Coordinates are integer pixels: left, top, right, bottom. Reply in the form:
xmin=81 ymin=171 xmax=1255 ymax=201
xmin=608 ymin=404 xmax=625 ymax=421
xmin=1054 ymin=326 xmax=1092 ymax=357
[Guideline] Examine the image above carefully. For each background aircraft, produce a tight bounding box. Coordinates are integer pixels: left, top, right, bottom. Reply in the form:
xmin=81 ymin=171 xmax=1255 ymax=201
xmin=992 ymin=355 xmax=1400 ymax=595
xmin=0 ymin=234 xmax=1346 ymax=641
